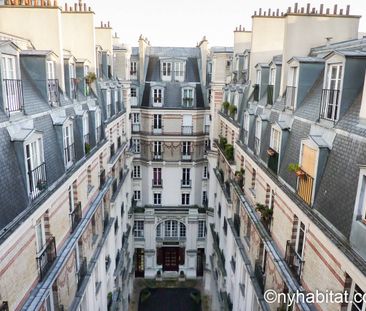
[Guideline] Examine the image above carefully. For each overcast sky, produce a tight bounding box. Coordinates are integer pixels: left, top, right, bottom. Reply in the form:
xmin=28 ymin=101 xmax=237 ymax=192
xmin=64 ymin=0 xmax=366 ymax=47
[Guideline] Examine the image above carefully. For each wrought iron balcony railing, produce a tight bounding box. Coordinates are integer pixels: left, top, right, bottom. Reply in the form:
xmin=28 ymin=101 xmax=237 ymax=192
xmin=28 ymin=162 xmax=47 ymax=200
xmin=181 ymin=125 xmax=193 ymax=135
xmin=3 ymin=79 xmax=24 ymax=114
xmin=71 ymin=202 xmax=82 ymax=233
xmin=181 ymin=179 xmax=192 ymax=188
xmin=36 ymin=236 xmax=56 ymax=282
xmin=285 ymin=86 xmax=297 ymax=109
xmin=47 ymin=79 xmax=59 ymax=107
xmin=285 ymin=240 xmax=305 ymax=283
xmin=152 ymin=179 xmax=163 ymax=188
xmin=320 ymin=88 xmax=340 ymax=122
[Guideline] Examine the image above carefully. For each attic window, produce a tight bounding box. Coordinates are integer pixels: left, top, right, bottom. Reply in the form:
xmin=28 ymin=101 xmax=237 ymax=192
xmin=152 ymin=87 xmax=164 ymax=106
xmin=24 ymin=134 xmax=47 ymax=200
xmin=182 ymin=88 xmax=194 ymax=107
xmin=243 ymin=113 xmax=249 ymax=144
xmin=270 ymin=127 xmax=281 ymax=153
xmin=255 ymin=118 xmax=261 ymax=155
xmin=63 ymin=121 xmax=75 ymax=169
xmin=174 ymin=62 xmax=185 ymax=81
xmin=130 ymin=61 xmax=137 ymax=76
xmin=162 ymin=62 xmax=172 ymax=81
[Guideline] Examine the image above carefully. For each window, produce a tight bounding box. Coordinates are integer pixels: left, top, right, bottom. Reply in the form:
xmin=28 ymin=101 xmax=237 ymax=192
xmin=132 ymin=113 xmax=140 ymax=124
xmin=295 ymin=221 xmax=306 ymax=259
xmin=46 ymin=61 xmax=55 ymax=80
xmin=134 ymin=220 xmax=144 ymax=238
xmin=174 ymin=62 xmax=185 ymax=81
xmin=130 ymin=61 xmax=137 ymax=75
xmin=256 ymin=70 xmax=261 ymax=85
xmin=153 ymin=141 xmax=162 ymax=160
xmin=35 ymin=219 xmax=46 ymax=253
xmin=182 ymin=88 xmax=194 ymax=107
xmin=95 ymin=109 xmax=102 ymax=142
xmin=63 ymin=122 xmax=75 ymax=168
xmin=269 ymin=67 xmax=276 ymax=86
xmin=83 ymin=113 xmax=89 ymax=147
xmin=134 ymin=190 xmax=141 ymax=201
xmin=133 ymin=165 xmax=141 ymax=178
xmin=162 ymin=62 xmax=172 ymax=79
xmin=153 ymin=114 xmax=162 ymax=130
xmin=153 ymin=192 xmax=162 ymax=205
xmin=25 ymin=136 xmax=46 ymax=197
xmin=165 ymin=220 xmax=178 ymax=237
xmin=243 ymin=113 xmax=249 ymax=144
xmin=203 ymin=166 xmax=208 ymax=179
xmin=182 ymin=168 xmax=191 ymax=186
xmin=132 ymin=139 xmax=140 ymax=153
xmin=198 ymin=220 xmax=206 ymax=238
xmin=208 ymin=89 xmax=212 ymax=104
xmin=2 ymin=54 xmax=16 ymax=79
xmin=180 ymin=222 xmax=186 ymax=237
xmin=131 ymin=88 xmax=137 ymax=97
xmin=181 ymin=193 xmax=190 ymax=205
xmin=182 ymin=141 xmax=191 ymax=159
xmin=202 ymin=191 xmax=207 ymax=205
xmin=68 ymin=185 xmax=75 ymax=212
xmin=322 ymin=63 xmax=343 ymax=121
xmin=2 ymin=54 xmax=23 ymax=112
xmin=152 ymin=88 xmax=163 ymax=105
xmin=270 ymin=127 xmax=281 ymax=152
xmin=153 ymin=167 xmax=162 ymax=186
xmin=255 ymin=118 xmax=261 ymax=155
xmin=350 ymin=283 xmax=366 ymax=311
xmin=182 ymin=114 xmax=193 ymax=134
xmin=130 ymin=87 xmax=137 ymax=106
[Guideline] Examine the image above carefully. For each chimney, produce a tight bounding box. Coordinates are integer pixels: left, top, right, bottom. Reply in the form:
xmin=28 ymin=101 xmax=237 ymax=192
xmin=78 ymin=0 xmax=82 ymax=11
xmin=101 ymin=21 xmax=103 ymax=27
xmin=294 ymin=3 xmax=298 ymax=12
xmin=346 ymin=5 xmax=350 ymax=15
xmin=359 ymin=72 xmax=366 ymax=125
xmin=333 ymin=4 xmax=337 ymax=14
xmin=320 ymin=4 xmax=324 ymax=14
xmin=326 ymin=8 xmax=330 ymax=14
xmin=340 ymin=9 xmax=343 ymax=15
xmin=74 ymin=3 xmax=77 ymax=11
xmin=83 ymin=3 xmax=86 ymax=11
xmin=64 ymin=3 xmax=67 ymax=10
xmin=259 ymin=8 xmax=262 ymax=15
xmin=306 ymin=3 xmax=310 ymax=14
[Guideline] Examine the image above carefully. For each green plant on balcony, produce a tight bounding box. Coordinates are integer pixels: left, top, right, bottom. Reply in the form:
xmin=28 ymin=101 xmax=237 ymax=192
xmin=256 ymin=203 xmax=273 ymax=228
xmin=222 ymin=101 xmax=230 ymax=113
xmin=84 ymin=142 xmax=91 ymax=155
xmin=228 ymin=104 xmax=237 ymax=118
xmin=234 ymin=168 xmax=245 ymax=188
xmin=224 ymin=144 xmax=234 ymax=161
xmin=36 ymin=180 xmax=47 ymax=191
xmin=219 ymin=136 xmax=227 ymax=149
xmin=288 ymin=163 xmax=305 ymax=177
xmin=85 ymin=72 xmax=97 ymax=85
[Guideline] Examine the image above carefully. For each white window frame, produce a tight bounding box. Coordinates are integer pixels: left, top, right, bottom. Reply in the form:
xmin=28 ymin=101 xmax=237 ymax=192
xmin=348 ymin=282 xmax=366 ymax=311
xmin=152 ymin=87 xmax=164 ymax=107
xmin=35 ymin=218 xmax=46 ymax=253
xmin=130 ymin=61 xmax=137 ymax=76
xmin=153 ymin=114 xmax=162 ymax=133
xmin=134 ymin=220 xmax=144 ymax=238
xmin=295 ymin=221 xmax=306 ymax=259
xmin=162 ymin=61 xmax=172 ymax=81
xmin=270 ymin=126 xmax=281 ymax=153
xmin=198 ymin=220 xmax=206 ymax=238
xmin=323 ymin=62 xmax=343 ymax=121
xmin=203 ymin=166 xmax=208 ymax=179
xmin=63 ymin=121 xmax=75 ymax=168
xmin=255 ymin=118 xmax=261 ymax=155
xmin=243 ymin=113 xmax=250 ymax=144
xmin=133 ymin=165 xmax=141 ymax=178
xmin=269 ymin=67 xmax=276 ymax=86
xmin=153 ymin=192 xmax=162 ymax=205
xmin=182 ymin=141 xmax=191 ymax=160
xmin=181 ymin=193 xmax=190 ymax=205
xmin=24 ymin=134 xmax=45 ymax=196
xmin=174 ymin=61 xmax=185 ymax=81
xmin=182 ymin=87 xmax=195 ymax=107
xmin=256 ymin=70 xmax=261 ymax=85
xmin=133 ymin=190 xmax=141 ymax=201
xmin=46 ymin=61 xmax=55 ymax=80
xmin=132 ymin=138 xmax=140 ymax=153
xmin=95 ymin=109 xmax=101 ymax=142
xmin=1 ymin=54 xmax=18 ymax=111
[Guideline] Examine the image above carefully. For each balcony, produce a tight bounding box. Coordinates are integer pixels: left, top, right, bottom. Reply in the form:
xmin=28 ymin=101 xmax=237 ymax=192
xmin=296 ymin=170 xmax=314 ymax=206
xmin=64 ymin=143 xmax=75 ymax=167
xmin=99 ymin=169 xmax=106 ymax=190
xmin=320 ymin=88 xmax=340 ymax=122
xmin=253 ymin=84 xmax=259 ymax=101
xmin=71 ymin=202 xmax=82 ymax=233
xmin=285 ymin=86 xmax=297 ymax=109
xmin=181 ymin=125 xmax=193 ymax=135
xmin=267 ymin=84 xmax=274 ymax=105
xmin=77 ymin=257 xmax=87 ymax=289
xmin=285 ymin=240 xmax=304 ymax=283
xmin=47 ymin=79 xmax=59 ymax=107
xmin=132 ymin=124 xmax=140 ymax=133
xmin=152 ymin=152 xmax=163 ymax=161
xmin=3 ymin=79 xmax=24 ymax=114
xmin=254 ymin=261 xmax=265 ymax=293
xmin=152 ymin=126 xmax=163 ymax=135
xmin=28 ymin=162 xmax=47 ymax=200
xmin=181 ymin=179 xmax=191 ymax=188
xmin=36 ymin=236 xmax=56 ymax=281
xmin=181 ymin=153 xmax=191 ymax=161
xmin=70 ymin=78 xmax=78 ymax=100
xmin=152 ymin=179 xmax=163 ymax=188
xmin=204 ymin=125 xmax=210 ymax=134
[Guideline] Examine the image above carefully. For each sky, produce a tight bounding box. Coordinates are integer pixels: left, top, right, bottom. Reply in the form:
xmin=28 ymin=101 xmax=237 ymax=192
xmin=62 ymin=0 xmax=366 ymax=47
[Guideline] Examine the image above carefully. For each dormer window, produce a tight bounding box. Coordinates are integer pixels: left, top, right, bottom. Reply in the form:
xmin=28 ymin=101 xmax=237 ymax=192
xmin=130 ymin=61 xmax=137 ymax=77
xmin=285 ymin=66 xmax=298 ymax=109
xmin=174 ymin=62 xmax=185 ymax=82
xmin=182 ymin=88 xmax=194 ymax=107
xmin=95 ymin=109 xmax=102 ymax=143
xmin=83 ymin=113 xmax=90 ymax=154
xmin=152 ymin=87 xmax=163 ymax=107
xmin=106 ymin=89 xmax=111 ymax=118
xmin=69 ymin=63 xmax=77 ymax=100
xmin=162 ymin=62 xmax=172 ymax=81
xmin=320 ymin=63 xmax=343 ymax=122
xmin=270 ymin=127 xmax=281 ymax=152
xmin=254 ymin=118 xmax=261 ymax=155
xmin=25 ymin=134 xmax=47 ymax=200
xmin=1 ymin=54 xmax=24 ymax=113
xmin=254 ymin=70 xmax=261 ymax=101
xmin=63 ymin=121 xmax=75 ymax=169
xmin=131 ymin=87 xmax=138 ymax=106
xmin=243 ymin=113 xmax=249 ymax=144
xmin=267 ymin=126 xmax=281 ymax=174
xmin=268 ymin=67 xmax=276 ymax=105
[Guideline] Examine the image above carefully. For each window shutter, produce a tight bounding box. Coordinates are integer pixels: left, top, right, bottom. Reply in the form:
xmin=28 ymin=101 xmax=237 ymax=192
xmin=179 ymin=247 xmax=185 ymax=265
xmin=157 ymin=247 xmax=163 ymax=265
xmin=301 ymin=144 xmax=317 ymax=177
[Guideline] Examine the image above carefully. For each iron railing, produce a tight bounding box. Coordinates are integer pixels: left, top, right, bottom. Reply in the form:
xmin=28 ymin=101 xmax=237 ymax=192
xmin=36 ymin=236 xmax=56 ymax=281
xmin=181 ymin=126 xmax=193 ymax=135
xmin=77 ymin=257 xmax=87 ymax=289
xmin=110 ymin=143 xmax=115 ymax=159
xmin=152 ymin=152 xmax=163 ymax=161
xmin=285 ymin=86 xmax=297 ymax=109
xmin=181 ymin=153 xmax=192 ymax=161
xmin=28 ymin=162 xmax=47 ymax=200
xmin=267 ymin=84 xmax=274 ymax=105
xmin=296 ymin=170 xmax=314 ymax=206
xmin=285 ymin=240 xmax=305 ymax=283
xmin=320 ymin=88 xmax=340 ymax=122
xmin=3 ymin=79 xmax=24 ymax=113
xmin=152 ymin=179 xmax=163 ymax=188
xmin=47 ymin=79 xmax=59 ymax=106
xmin=181 ymin=179 xmax=192 ymax=188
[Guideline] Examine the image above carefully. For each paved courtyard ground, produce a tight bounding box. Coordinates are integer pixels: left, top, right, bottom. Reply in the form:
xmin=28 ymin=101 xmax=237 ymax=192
xmin=138 ymin=287 xmax=202 ymax=311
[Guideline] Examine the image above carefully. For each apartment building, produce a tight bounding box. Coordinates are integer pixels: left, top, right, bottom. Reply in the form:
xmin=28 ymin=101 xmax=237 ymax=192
xmin=0 ymin=1 xmax=133 ymax=311
xmin=208 ymin=3 xmax=366 ymax=311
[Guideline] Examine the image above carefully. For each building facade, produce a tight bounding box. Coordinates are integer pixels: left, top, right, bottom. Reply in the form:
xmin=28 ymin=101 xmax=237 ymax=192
xmin=0 ymin=2 xmax=366 ymax=311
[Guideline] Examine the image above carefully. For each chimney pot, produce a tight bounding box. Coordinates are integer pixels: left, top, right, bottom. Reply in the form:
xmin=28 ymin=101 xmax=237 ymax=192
xmin=40 ymin=0 xmax=44 ymax=6
xmin=74 ymin=3 xmax=77 ymax=11
xmin=107 ymin=21 xmax=110 ymax=27
xmin=268 ymin=8 xmax=271 ymax=15
xmin=254 ymin=11 xmax=257 ymax=16
xmin=272 ymin=12 xmax=275 ymax=16
xmin=264 ymin=11 xmax=266 ymax=16
xmin=287 ymin=7 xmax=291 ymax=13
xmin=69 ymin=6 xmax=72 ymax=11
xmin=346 ymin=5 xmax=350 ymax=15
xmin=276 ymin=9 xmax=279 ymax=16
xmin=83 ymin=3 xmax=86 ymax=11
xmin=334 ymin=4 xmax=337 ymax=14
xmin=306 ymin=3 xmax=310 ymax=13
xmin=64 ymin=3 xmax=67 ymax=10
xmin=294 ymin=3 xmax=298 ymax=12
xmin=259 ymin=8 xmax=262 ymax=15
xmin=88 ymin=6 xmax=91 ymax=11
xmin=340 ymin=8 xmax=343 ymax=15
xmin=320 ymin=4 xmax=324 ymax=14
xmin=300 ymin=7 xmax=304 ymax=13
xmin=47 ymin=0 xmax=50 ymax=6
xmin=326 ymin=8 xmax=330 ymax=14
xmin=311 ymin=7 xmax=315 ymax=14
xmin=101 ymin=21 xmax=103 ymax=27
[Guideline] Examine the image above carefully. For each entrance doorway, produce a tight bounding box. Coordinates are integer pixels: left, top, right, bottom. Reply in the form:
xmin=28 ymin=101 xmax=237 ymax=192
xmin=163 ymin=247 xmax=179 ymax=271
xmin=135 ymin=248 xmax=144 ymax=277
xmin=196 ymin=248 xmax=205 ymax=277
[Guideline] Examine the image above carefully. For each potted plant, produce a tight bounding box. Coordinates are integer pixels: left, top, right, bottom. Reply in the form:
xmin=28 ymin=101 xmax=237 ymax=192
xmin=228 ymin=104 xmax=237 ymax=118
xmin=256 ymin=203 xmax=273 ymax=228
xmin=219 ymin=136 xmax=227 ymax=149
xmin=222 ymin=101 xmax=230 ymax=113
xmin=288 ymin=163 xmax=305 ymax=177
xmin=85 ymin=72 xmax=97 ymax=86
xmin=36 ymin=180 xmax=47 ymax=191
xmin=224 ymin=144 xmax=234 ymax=161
